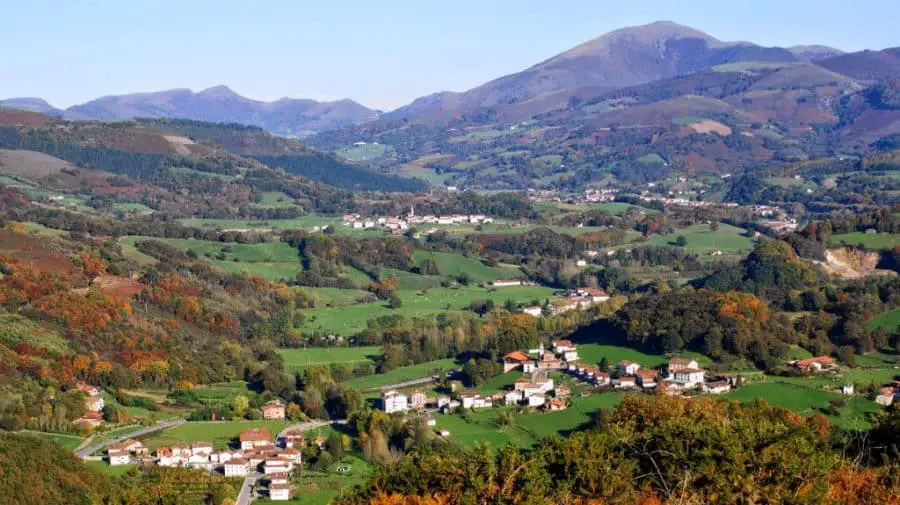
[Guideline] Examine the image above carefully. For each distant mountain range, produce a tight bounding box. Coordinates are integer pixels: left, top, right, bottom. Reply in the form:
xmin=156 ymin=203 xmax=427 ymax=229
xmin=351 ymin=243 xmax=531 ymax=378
xmin=1 ymin=86 xmax=379 ymax=137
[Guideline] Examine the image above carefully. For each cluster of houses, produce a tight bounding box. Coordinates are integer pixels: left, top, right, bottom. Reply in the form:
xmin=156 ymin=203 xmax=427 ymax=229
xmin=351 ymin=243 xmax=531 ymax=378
xmin=521 ymin=288 xmax=610 ymax=318
xmin=115 ymin=427 xmax=313 ymax=501
xmin=342 ymin=207 xmax=494 ymax=233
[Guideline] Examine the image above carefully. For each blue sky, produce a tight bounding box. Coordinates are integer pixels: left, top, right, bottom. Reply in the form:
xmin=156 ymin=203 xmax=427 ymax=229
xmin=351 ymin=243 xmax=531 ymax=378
xmin=1 ymin=0 xmax=897 ymax=111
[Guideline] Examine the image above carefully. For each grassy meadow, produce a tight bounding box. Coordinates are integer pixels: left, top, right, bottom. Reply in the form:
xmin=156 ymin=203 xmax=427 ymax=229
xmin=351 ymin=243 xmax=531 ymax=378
xmin=279 ymin=346 xmax=383 ymax=373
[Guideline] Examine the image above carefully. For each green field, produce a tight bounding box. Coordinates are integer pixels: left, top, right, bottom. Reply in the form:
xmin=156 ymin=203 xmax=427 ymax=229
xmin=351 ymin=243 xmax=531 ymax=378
xmin=647 ymin=223 xmax=754 ymax=255
xmin=22 ymin=431 xmax=83 ymax=451
xmin=295 ymin=285 xmax=555 ymax=334
xmin=113 ymin=202 xmax=154 ymax=213
xmin=279 ymin=346 xmax=382 ymax=373
xmin=829 ymin=232 xmax=900 ymax=250
xmin=278 ymin=454 xmax=375 ymax=505
xmin=256 ymin=191 xmax=297 ymax=208
xmin=341 ymin=358 xmax=459 ymax=390
xmin=86 ymin=461 xmax=137 ymax=477
xmin=412 ymin=250 xmax=522 ymax=281
xmin=336 ymin=143 xmax=388 ymax=161
xmin=868 ymin=309 xmax=900 ymax=332
xmin=436 ymin=392 xmax=623 ymax=449
xmin=119 ymin=236 xmax=302 ymax=282
xmin=141 ymin=420 xmax=291 ymax=450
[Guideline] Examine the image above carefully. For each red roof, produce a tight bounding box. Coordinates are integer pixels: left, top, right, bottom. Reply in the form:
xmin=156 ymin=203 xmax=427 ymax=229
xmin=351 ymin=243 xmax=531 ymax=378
xmin=240 ymin=428 xmax=271 ymax=442
xmin=794 ymin=356 xmax=836 ymax=368
xmin=504 ymin=351 xmax=530 ymax=362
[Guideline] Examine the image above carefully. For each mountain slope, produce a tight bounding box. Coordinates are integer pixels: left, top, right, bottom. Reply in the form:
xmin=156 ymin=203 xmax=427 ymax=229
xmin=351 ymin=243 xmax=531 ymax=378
xmin=815 ymin=47 xmax=900 ymax=81
xmin=389 ymin=21 xmax=801 ymax=120
xmin=61 ymin=85 xmax=378 ymax=137
xmin=0 ymin=97 xmax=64 ymax=116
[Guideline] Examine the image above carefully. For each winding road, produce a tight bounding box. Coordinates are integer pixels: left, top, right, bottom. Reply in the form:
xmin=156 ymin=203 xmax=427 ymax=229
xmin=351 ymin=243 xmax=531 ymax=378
xmin=75 ymin=418 xmax=186 ymax=458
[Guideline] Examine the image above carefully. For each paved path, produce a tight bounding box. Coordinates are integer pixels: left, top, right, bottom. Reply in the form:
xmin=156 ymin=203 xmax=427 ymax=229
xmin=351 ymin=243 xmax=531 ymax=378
xmin=75 ymin=418 xmax=186 ymax=458
xmin=236 ymin=471 xmax=261 ymax=505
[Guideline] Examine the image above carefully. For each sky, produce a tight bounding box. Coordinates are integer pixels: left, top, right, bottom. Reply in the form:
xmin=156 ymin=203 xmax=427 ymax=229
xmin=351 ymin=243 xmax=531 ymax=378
xmin=1 ymin=0 xmax=897 ymax=111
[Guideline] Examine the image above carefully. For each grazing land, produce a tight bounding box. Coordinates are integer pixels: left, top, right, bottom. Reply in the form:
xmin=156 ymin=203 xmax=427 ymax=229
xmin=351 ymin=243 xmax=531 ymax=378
xmin=279 ymin=346 xmax=383 ymax=372
xmin=294 ymin=285 xmax=556 ymax=334
xmin=646 ymin=223 xmax=754 ymax=255
xmin=411 ymin=250 xmax=522 ymax=281
xmin=340 ymin=358 xmax=459 ymax=390
xmin=140 ymin=420 xmax=291 ymax=450
xmin=829 ymin=232 xmax=900 ymax=250
xmin=868 ymin=309 xmax=900 ymax=332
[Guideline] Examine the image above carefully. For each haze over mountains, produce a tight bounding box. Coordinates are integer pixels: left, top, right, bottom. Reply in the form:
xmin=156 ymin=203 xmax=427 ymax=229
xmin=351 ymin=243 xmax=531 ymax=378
xmin=1 ymin=86 xmax=379 ymax=137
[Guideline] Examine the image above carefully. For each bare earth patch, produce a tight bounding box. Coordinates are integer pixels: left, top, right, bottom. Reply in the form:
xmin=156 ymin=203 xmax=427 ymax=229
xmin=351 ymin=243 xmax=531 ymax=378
xmin=689 ymin=120 xmax=732 ymax=136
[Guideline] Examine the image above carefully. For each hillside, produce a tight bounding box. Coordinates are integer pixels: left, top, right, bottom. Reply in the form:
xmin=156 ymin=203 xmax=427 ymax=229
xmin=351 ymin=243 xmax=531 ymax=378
xmin=816 ymin=47 xmax=900 ymax=81
xmin=387 ymin=21 xmax=803 ymax=121
xmin=1 ymin=86 xmax=379 ymax=137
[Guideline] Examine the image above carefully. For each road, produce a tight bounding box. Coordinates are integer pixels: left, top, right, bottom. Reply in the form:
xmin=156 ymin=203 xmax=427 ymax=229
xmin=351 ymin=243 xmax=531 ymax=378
xmin=75 ymin=418 xmax=186 ymax=458
xmin=236 ymin=471 xmax=261 ymax=505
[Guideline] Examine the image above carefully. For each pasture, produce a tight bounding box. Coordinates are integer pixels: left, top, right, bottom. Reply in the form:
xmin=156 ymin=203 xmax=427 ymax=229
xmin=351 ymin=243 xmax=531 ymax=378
xmin=295 ymin=285 xmax=555 ymax=334
xmin=140 ymin=420 xmax=291 ymax=450
xmin=411 ymin=250 xmax=522 ymax=281
xmin=118 ymin=236 xmax=302 ymax=282
xmin=279 ymin=346 xmax=382 ymax=373
xmin=341 ymin=358 xmax=459 ymax=390
xmin=646 ymin=223 xmax=754 ymax=255
xmin=868 ymin=309 xmax=900 ymax=332
xmin=829 ymin=232 xmax=900 ymax=250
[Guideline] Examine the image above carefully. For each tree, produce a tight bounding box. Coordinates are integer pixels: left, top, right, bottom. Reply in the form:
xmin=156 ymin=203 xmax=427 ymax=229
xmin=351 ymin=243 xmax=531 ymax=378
xmin=232 ymin=395 xmax=249 ymax=417
xmin=599 ymin=356 xmax=609 ymax=372
xmin=675 ymin=235 xmax=688 ymax=247
xmin=709 ymin=221 xmax=720 ymax=231
xmin=389 ymin=293 xmax=403 ymax=309
xmin=327 ymin=433 xmax=345 ymax=460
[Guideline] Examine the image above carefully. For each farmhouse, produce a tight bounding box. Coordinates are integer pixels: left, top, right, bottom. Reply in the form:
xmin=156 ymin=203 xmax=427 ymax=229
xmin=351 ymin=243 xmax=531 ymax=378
xmin=74 ymin=411 xmax=103 ymax=428
xmin=503 ymin=351 xmax=531 ymax=373
xmin=594 ymin=372 xmax=611 ymax=386
xmin=555 ymin=385 xmax=571 ymax=398
xmin=108 ymin=449 xmax=130 ymax=466
xmin=381 ymin=390 xmax=409 ymax=413
xmin=668 ymin=358 xmax=699 ymax=373
xmin=617 ymin=360 xmax=641 ymax=375
xmin=505 ymin=390 xmax=524 ymax=405
xmin=672 ymin=368 xmax=706 ymax=387
xmin=546 ymin=398 xmax=567 ymax=411
xmin=792 ymin=356 xmax=838 ymax=374
xmin=527 ymin=395 xmax=546 ymax=407
xmin=614 ymin=376 xmax=637 ymax=388
xmin=283 ymin=431 xmax=304 ymax=448
xmin=702 ymin=380 xmax=732 ymax=394
xmin=261 ymin=400 xmax=286 ymax=420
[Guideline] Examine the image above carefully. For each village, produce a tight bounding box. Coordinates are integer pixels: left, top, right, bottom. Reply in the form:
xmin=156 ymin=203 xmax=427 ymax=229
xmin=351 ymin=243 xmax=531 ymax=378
xmin=375 ymin=340 xmax=900 ymax=441
xmin=340 ymin=206 xmax=494 ymax=234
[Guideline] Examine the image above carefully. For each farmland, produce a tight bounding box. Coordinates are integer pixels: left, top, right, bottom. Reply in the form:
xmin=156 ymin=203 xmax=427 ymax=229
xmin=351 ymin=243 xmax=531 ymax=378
xmin=139 ymin=420 xmax=291 ymax=450
xmin=829 ymin=232 xmax=900 ymax=250
xmin=411 ymin=250 xmax=522 ymax=281
xmin=340 ymin=358 xmax=459 ymax=390
xmin=294 ymin=285 xmax=555 ymax=334
xmin=279 ymin=346 xmax=382 ymax=373
xmin=646 ymin=223 xmax=755 ymax=255
xmin=119 ymin=236 xmax=302 ymax=282
xmin=868 ymin=309 xmax=900 ymax=332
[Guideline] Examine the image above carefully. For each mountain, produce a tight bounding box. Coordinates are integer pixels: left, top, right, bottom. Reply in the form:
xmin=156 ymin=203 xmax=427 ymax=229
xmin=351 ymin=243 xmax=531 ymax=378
xmin=388 ymin=21 xmax=805 ymax=120
xmin=61 ymin=85 xmax=378 ymax=137
xmin=0 ymin=97 xmax=63 ymax=116
xmin=787 ymin=45 xmax=844 ymax=62
xmin=815 ymin=47 xmax=900 ymax=81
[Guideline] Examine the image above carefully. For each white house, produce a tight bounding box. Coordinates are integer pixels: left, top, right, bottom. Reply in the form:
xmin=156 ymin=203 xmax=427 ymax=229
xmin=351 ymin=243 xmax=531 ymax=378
xmin=668 ymin=358 xmax=699 ymax=373
xmin=436 ymin=396 xmax=451 ymax=409
xmin=505 ymin=390 xmax=523 ymax=405
xmin=459 ymin=391 xmax=478 ymax=409
xmin=382 ymin=390 xmax=409 ymax=413
xmin=269 ymin=483 xmax=291 ymax=501
xmin=672 ymin=368 xmax=706 ymax=387
xmin=702 ymin=380 xmax=731 ymax=394
xmin=224 ymin=459 xmax=249 ymax=477
xmin=108 ymin=449 xmax=130 ymax=466
xmin=617 ymin=361 xmax=640 ymax=375
xmin=614 ymin=376 xmax=637 ymax=389
xmin=527 ymin=395 xmax=546 ymax=407
xmin=191 ymin=442 xmax=213 ymax=457
xmin=842 ymin=384 xmax=855 ymax=395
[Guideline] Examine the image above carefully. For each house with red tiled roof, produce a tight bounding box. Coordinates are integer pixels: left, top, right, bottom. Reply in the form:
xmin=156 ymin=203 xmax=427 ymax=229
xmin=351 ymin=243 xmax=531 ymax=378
xmin=792 ymin=356 xmax=838 ymax=374
xmin=261 ymin=400 xmax=286 ymax=420
xmin=503 ymin=351 xmax=531 ymax=372
xmin=239 ymin=428 xmax=271 ymax=450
